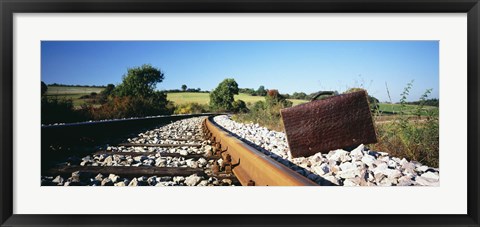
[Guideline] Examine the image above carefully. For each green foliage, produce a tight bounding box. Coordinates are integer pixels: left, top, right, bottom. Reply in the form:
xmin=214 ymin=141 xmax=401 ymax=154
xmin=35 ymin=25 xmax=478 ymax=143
xmin=232 ymin=89 xmax=292 ymax=131
xmin=291 ymin=92 xmax=307 ymax=100
xmin=209 ymin=78 xmax=239 ymax=111
xmin=404 ymin=98 xmax=439 ymax=107
xmin=265 ymin=89 xmax=292 ymax=108
xmin=89 ymin=94 xmax=174 ymax=120
xmin=256 ymin=85 xmax=267 ymax=96
xmin=232 ymin=100 xmax=249 ymax=113
xmin=174 ymin=102 xmax=209 ymax=114
xmin=99 ymin=84 xmax=115 ymax=103
xmin=114 ymin=64 xmax=164 ymax=98
xmin=371 ymin=81 xmax=439 ymax=167
xmin=101 ymin=84 xmax=115 ymax=97
xmin=239 ymin=88 xmax=256 ymax=96
xmin=99 ymin=64 xmax=172 ymax=118
xmin=41 ymin=81 xmax=48 ymax=96
xmin=42 ymin=65 xmax=174 ymax=123
xmin=41 ymin=97 xmax=88 ymax=124
xmin=181 ymin=84 xmax=187 ymax=92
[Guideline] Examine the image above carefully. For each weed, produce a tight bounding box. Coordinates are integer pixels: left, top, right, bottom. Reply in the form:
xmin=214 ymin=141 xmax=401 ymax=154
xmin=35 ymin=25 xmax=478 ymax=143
xmin=371 ymin=82 xmax=439 ymax=167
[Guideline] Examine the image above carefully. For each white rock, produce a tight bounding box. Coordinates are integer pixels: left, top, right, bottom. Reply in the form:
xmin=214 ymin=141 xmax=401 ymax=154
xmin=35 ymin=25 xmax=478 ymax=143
xmin=373 ymin=163 xmax=388 ymax=174
xmin=128 ymin=178 xmax=138 ymax=186
xmin=52 ymin=175 xmax=64 ymax=184
xmin=339 ymin=162 xmax=356 ymax=171
xmin=421 ymin=171 xmax=439 ymax=181
xmin=313 ymin=163 xmax=330 ymax=175
xmin=95 ymin=173 xmax=103 ymax=181
xmin=155 ymin=158 xmax=166 ymax=167
xmin=343 ymin=177 xmax=361 ymax=186
xmin=387 ymin=169 xmax=402 ymax=179
xmin=361 ymin=155 xmax=376 ymax=167
xmin=101 ymin=178 xmax=113 ymax=186
xmin=349 ymin=144 xmax=365 ymax=160
xmin=197 ymin=180 xmax=208 ymax=186
xmin=143 ymin=159 xmax=155 ymax=166
xmin=387 ymin=159 xmax=397 ymax=168
xmin=337 ymin=170 xmax=357 ymax=179
xmin=133 ymin=155 xmax=147 ymax=162
xmin=378 ymin=177 xmax=394 ymax=186
xmin=221 ymin=179 xmax=232 ymax=185
xmin=415 ymin=176 xmax=439 ymax=186
xmin=198 ymin=158 xmax=207 ymax=166
xmin=397 ymin=176 xmax=414 ymax=186
xmin=103 ymin=156 xmax=113 ymax=166
xmin=327 ymin=149 xmax=348 ymax=162
xmin=179 ymin=150 xmax=188 ymax=156
xmin=108 ymin=174 xmax=120 ymax=183
xmin=114 ymin=182 xmax=126 ymax=186
xmin=173 ymin=176 xmax=185 ymax=183
xmin=204 ymin=145 xmax=212 ymax=152
xmin=417 ymin=165 xmax=429 ymax=172
xmin=185 ymin=174 xmax=202 ymax=186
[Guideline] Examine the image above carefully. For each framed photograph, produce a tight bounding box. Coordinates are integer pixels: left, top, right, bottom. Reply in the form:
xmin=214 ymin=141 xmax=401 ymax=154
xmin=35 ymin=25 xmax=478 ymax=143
xmin=1 ymin=0 xmax=478 ymax=226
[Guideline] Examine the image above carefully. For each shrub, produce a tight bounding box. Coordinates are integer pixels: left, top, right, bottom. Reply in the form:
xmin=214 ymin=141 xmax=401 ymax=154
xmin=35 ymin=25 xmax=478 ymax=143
xmin=174 ymin=103 xmax=209 ymax=114
xmin=114 ymin=64 xmax=164 ymax=98
xmin=265 ymin=89 xmax=292 ymax=108
xmin=232 ymin=100 xmax=249 ymax=113
xmin=370 ymin=82 xmax=439 ymax=167
xmin=232 ymin=89 xmax=291 ymax=132
xmin=209 ymin=78 xmax=239 ymax=112
xmin=41 ymin=97 xmax=88 ymax=124
xmin=88 ymin=95 xmax=174 ymax=120
xmin=41 ymin=81 xmax=48 ymax=96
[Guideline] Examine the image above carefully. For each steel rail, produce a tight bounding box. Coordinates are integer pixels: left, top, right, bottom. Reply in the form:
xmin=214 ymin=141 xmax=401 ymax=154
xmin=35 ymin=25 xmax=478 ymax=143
xmin=204 ymin=117 xmax=317 ymax=186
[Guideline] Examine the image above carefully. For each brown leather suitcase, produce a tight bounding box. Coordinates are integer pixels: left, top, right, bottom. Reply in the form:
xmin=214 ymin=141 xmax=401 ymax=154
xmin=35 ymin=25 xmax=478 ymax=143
xmin=280 ymin=90 xmax=377 ymax=158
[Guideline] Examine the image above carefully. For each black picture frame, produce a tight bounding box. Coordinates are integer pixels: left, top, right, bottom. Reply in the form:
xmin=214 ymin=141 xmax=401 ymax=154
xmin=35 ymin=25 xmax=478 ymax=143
xmin=1 ymin=0 xmax=479 ymax=226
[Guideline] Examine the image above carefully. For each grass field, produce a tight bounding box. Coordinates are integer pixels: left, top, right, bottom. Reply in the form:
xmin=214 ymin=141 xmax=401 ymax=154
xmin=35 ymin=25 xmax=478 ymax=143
xmin=167 ymin=92 xmax=308 ymax=106
xmin=45 ymin=86 xmax=105 ymax=107
xmin=44 ymin=86 xmax=437 ymax=116
xmin=378 ymin=103 xmax=438 ymax=116
xmin=46 ymin=86 xmax=105 ymax=95
xmin=166 ymin=92 xmax=210 ymax=105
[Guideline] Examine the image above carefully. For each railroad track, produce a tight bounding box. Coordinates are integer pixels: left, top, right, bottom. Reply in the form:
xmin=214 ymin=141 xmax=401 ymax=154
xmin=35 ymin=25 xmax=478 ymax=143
xmin=41 ymin=115 xmax=317 ymax=186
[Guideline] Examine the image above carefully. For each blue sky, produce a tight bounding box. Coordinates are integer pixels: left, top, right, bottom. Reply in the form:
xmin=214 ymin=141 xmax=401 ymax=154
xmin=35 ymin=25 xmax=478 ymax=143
xmin=41 ymin=41 xmax=438 ymax=102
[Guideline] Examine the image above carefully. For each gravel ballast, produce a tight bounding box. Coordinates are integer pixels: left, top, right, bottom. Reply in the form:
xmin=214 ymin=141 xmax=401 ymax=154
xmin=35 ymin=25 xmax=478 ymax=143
xmin=213 ymin=115 xmax=439 ymax=186
xmin=41 ymin=117 xmax=235 ymax=187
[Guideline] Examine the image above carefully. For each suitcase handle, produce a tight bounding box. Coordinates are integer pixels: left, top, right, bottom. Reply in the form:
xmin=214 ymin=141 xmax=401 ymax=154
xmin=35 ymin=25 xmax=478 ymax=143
xmin=310 ymin=91 xmax=337 ymax=101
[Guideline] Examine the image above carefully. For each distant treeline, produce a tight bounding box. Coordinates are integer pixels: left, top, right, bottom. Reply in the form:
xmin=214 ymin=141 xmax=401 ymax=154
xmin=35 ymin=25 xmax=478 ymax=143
xmin=238 ymin=87 xmax=316 ymax=101
xmin=163 ymin=88 xmax=209 ymax=93
xmin=402 ymin=98 xmax=439 ymax=107
xmin=48 ymin=83 xmax=106 ymax=88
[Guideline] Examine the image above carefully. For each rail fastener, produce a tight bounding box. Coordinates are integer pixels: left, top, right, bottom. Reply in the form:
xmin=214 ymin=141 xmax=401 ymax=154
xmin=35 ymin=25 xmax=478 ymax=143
xmin=204 ymin=117 xmax=317 ymax=186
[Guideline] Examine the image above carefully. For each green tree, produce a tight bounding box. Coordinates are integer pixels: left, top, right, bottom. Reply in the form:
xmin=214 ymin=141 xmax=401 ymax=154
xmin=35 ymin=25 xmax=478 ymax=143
xmin=256 ymin=85 xmax=267 ymax=96
xmin=291 ymin=92 xmax=307 ymax=100
xmin=98 ymin=64 xmax=173 ymax=118
xmin=181 ymin=84 xmax=187 ymax=92
xmin=114 ymin=64 xmax=164 ymax=98
xmin=41 ymin=81 xmax=48 ymax=96
xmin=101 ymin=84 xmax=115 ymax=96
xmin=232 ymin=100 xmax=249 ymax=113
xmin=265 ymin=89 xmax=292 ymax=108
xmin=98 ymin=84 xmax=115 ymax=104
xmin=210 ymin=78 xmax=239 ymax=111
